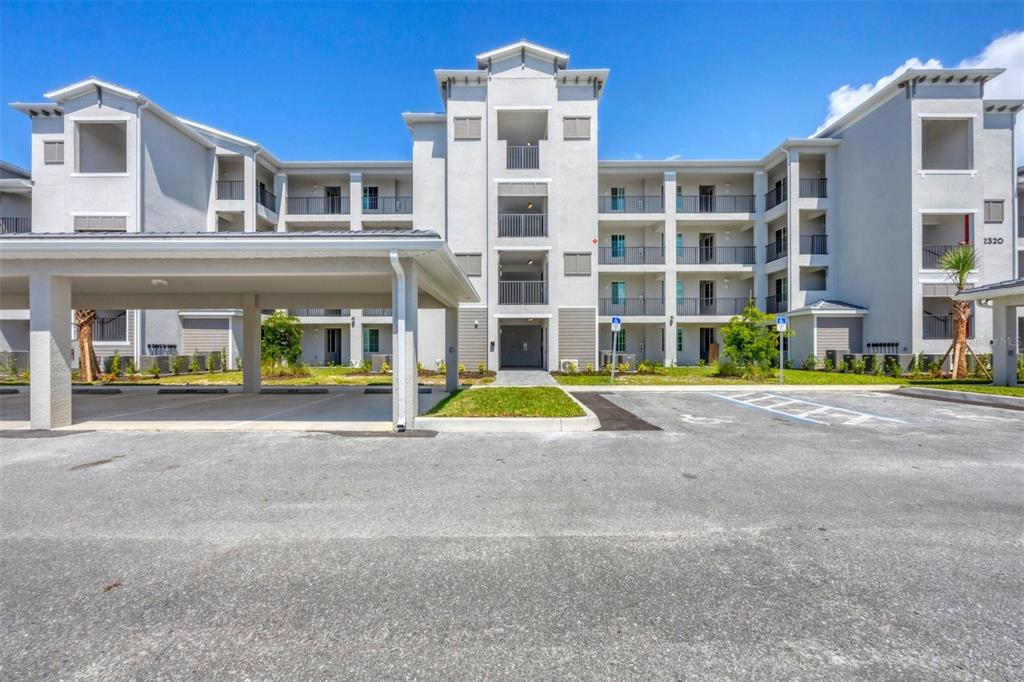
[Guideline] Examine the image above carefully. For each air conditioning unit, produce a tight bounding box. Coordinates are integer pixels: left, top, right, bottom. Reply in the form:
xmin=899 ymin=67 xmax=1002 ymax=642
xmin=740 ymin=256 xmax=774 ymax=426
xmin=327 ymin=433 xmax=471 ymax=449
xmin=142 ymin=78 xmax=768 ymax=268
xmin=560 ymin=359 xmax=579 ymax=372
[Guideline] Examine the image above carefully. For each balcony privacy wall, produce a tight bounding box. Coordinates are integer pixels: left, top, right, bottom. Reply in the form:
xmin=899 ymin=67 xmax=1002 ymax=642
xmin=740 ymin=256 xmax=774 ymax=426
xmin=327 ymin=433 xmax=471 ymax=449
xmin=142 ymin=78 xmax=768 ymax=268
xmin=558 ymin=307 xmax=596 ymax=367
xmin=457 ymin=308 xmax=488 ymax=368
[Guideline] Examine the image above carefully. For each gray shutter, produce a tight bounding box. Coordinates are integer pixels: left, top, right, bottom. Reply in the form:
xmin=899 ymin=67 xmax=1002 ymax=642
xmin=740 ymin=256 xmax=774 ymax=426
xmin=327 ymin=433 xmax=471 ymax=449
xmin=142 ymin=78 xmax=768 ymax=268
xmin=563 ymin=117 xmax=590 ymax=140
xmin=984 ymin=200 xmax=1003 ymax=223
xmin=456 ymin=253 xmax=482 ymax=277
xmin=44 ymin=140 xmax=64 ymax=164
xmin=564 ymin=252 xmax=591 ymax=276
xmin=497 ymin=182 xmax=547 ymax=197
xmin=74 ymin=215 xmax=127 ymax=231
xmin=454 ymin=117 xmax=481 ymax=140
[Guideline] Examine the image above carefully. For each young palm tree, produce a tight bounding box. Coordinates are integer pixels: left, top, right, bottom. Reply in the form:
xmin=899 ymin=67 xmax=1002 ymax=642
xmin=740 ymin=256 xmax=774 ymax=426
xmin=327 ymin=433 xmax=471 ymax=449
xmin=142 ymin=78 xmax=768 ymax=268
xmin=74 ymin=309 xmax=100 ymax=382
xmin=938 ymin=244 xmax=977 ymax=379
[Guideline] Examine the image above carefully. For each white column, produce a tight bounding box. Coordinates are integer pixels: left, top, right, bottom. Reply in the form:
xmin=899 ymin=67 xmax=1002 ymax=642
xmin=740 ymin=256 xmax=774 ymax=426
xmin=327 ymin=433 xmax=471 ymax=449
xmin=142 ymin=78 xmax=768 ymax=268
xmin=29 ymin=274 xmax=72 ymax=429
xmin=349 ymin=314 xmax=363 ymax=367
xmin=350 ymin=172 xmax=363 ymax=231
xmin=274 ymin=172 xmax=288 ymax=231
xmin=991 ymin=301 xmax=1019 ymax=386
xmin=243 ymin=155 xmax=256 ymax=232
xmin=753 ymin=170 xmax=767 ymax=306
xmin=391 ymin=257 xmax=419 ymax=430
xmin=663 ymin=171 xmax=677 ymax=366
xmin=445 ymin=306 xmax=459 ymax=392
xmin=242 ymin=294 xmax=261 ymax=392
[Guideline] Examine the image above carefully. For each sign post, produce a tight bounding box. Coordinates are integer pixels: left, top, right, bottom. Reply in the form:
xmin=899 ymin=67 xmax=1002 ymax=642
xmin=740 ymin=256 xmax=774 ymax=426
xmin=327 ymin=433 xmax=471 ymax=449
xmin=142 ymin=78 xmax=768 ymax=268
xmin=775 ymin=315 xmax=787 ymax=385
xmin=610 ymin=316 xmax=622 ymax=384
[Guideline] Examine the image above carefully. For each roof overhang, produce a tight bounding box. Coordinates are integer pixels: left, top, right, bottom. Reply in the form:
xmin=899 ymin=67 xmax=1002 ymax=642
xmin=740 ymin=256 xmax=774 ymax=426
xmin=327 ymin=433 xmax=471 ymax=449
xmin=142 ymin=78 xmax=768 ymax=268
xmin=475 ymin=41 xmax=569 ymax=69
xmin=0 ymin=178 xmax=33 ymax=194
xmin=956 ymin=278 xmax=1024 ymax=302
xmin=402 ymin=112 xmax=446 ymax=132
xmin=984 ymin=100 xmax=1024 ymax=114
xmin=9 ymin=102 xmax=64 ymax=117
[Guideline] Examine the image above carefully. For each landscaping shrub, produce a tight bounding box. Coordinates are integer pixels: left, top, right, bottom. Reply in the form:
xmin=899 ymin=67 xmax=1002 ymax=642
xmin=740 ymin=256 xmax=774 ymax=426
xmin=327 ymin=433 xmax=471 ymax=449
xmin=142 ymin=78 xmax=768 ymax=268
xmin=149 ymin=362 xmax=161 ymax=379
xmin=437 ymin=361 xmax=446 ymax=375
xmin=822 ymin=357 xmax=834 ymax=372
xmin=715 ymin=360 xmax=743 ymax=377
xmin=565 ymin=361 xmax=579 ymax=374
xmin=802 ymin=354 xmax=817 ymax=371
xmin=360 ymin=359 xmax=372 ymax=373
xmin=123 ymin=357 xmax=135 ymax=375
xmin=584 ymin=363 xmax=595 ymax=373
xmin=109 ymin=351 xmax=122 ymax=377
xmin=928 ymin=358 xmax=943 ymax=377
xmin=851 ymin=358 xmax=866 ymax=374
xmin=380 ymin=361 xmax=391 ymax=374
xmin=457 ymin=363 xmax=466 ymax=375
xmin=261 ymin=311 xmax=303 ymax=367
xmin=209 ymin=350 xmax=223 ymax=372
xmin=616 ymin=362 xmax=630 ymax=374
xmin=170 ymin=355 xmax=186 ymax=375
xmin=189 ymin=352 xmax=201 ymax=373
xmin=477 ymin=362 xmax=487 ymax=375
xmin=885 ymin=357 xmax=901 ymax=377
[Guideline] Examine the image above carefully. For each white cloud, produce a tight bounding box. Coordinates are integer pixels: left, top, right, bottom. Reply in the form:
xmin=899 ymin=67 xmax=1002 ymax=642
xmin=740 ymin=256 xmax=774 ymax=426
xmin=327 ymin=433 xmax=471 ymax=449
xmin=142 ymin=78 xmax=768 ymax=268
xmin=632 ymin=152 xmax=644 ymax=160
xmin=815 ymin=31 xmax=1024 ymax=163
xmin=664 ymin=153 xmax=682 ymax=161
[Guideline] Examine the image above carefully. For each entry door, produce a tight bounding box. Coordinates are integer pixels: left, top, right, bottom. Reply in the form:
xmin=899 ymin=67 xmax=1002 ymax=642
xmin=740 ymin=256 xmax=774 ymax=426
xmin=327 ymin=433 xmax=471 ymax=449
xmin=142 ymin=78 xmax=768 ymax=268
xmin=699 ymin=232 xmax=715 ymax=264
xmin=325 ymin=328 xmax=343 ymax=365
xmin=699 ymin=185 xmax=715 ymax=212
xmin=500 ymin=326 xmax=544 ymax=368
xmin=700 ymin=280 xmax=715 ymax=314
xmin=699 ymin=327 xmax=715 ymax=363
xmin=324 ymin=186 xmax=341 ymax=213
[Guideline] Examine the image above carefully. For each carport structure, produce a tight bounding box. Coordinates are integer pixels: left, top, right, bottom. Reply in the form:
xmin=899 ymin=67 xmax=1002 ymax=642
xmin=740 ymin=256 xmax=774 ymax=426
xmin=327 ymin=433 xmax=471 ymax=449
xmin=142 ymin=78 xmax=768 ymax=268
xmin=956 ymin=277 xmax=1023 ymax=387
xmin=0 ymin=230 xmax=478 ymax=430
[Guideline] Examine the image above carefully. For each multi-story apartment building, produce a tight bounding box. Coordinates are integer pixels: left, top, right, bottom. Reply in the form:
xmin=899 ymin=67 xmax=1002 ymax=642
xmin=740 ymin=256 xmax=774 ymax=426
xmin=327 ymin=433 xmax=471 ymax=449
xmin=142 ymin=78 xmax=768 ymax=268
xmin=3 ymin=41 xmax=1021 ymax=371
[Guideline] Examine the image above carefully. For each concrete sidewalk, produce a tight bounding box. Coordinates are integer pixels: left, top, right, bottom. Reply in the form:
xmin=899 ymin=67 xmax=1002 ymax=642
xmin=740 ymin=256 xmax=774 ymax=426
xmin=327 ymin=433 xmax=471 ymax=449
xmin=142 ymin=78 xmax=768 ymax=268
xmin=491 ymin=370 xmax=557 ymax=387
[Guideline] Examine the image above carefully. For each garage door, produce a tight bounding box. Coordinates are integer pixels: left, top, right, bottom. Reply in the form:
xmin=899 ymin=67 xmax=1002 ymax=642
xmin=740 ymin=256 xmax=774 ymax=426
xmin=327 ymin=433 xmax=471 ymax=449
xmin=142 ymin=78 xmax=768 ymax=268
xmin=816 ymin=317 xmax=863 ymax=359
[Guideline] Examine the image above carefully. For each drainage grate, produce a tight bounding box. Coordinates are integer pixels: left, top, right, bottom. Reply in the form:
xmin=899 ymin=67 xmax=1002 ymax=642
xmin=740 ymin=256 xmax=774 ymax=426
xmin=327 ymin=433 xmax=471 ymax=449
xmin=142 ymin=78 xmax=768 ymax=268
xmin=260 ymin=387 xmax=329 ymax=395
xmin=73 ymin=387 xmax=122 ymax=395
xmin=157 ymin=387 xmax=230 ymax=394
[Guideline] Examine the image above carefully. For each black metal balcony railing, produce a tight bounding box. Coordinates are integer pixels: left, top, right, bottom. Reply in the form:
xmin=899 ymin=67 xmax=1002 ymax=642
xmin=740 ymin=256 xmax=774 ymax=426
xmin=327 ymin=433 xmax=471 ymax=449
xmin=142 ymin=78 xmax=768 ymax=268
xmin=764 ymin=295 xmax=787 ymax=314
xmin=288 ymin=308 xmax=351 ymax=317
xmin=287 ymin=196 xmax=350 ymax=215
xmin=799 ymin=178 xmax=828 ymax=198
xmin=922 ymin=244 xmax=959 ymax=269
xmin=0 ymin=217 xmax=31 ymax=233
xmin=923 ymin=314 xmax=974 ymax=339
xmin=506 ymin=145 xmax=540 ymax=170
xmin=499 ymin=281 xmax=547 ymax=305
xmin=216 ymin=180 xmax=244 ymax=200
xmin=93 ymin=314 xmax=127 ymax=343
xmin=598 ymin=246 xmax=665 ymax=265
xmin=362 ymin=196 xmax=413 ymax=214
xmin=598 ymin=195 xmax=665 ymax=214
xmin=257 ymin=187 xmax=277 ymax=213
xmin=676 ymin=246 xmax=756 ymax=265
xmin=362 ymin=307 xmax=392 ymax=317
xmin=676 ymin=195 xmax=756 ymax=213
xmin=765 ymin=239 xmax=788 ymax=262
xmin=799 ymin=234 xmax=828 ymax=255
xmin=599 ymin=298 xmax=665 ymax=316
xmin=765 ymin=180 xmax=787 ymax=210
xmin=498 ymin=214 xmax=547 ymax=238
xmin=676 ymin=297 xmax=748 ymax=316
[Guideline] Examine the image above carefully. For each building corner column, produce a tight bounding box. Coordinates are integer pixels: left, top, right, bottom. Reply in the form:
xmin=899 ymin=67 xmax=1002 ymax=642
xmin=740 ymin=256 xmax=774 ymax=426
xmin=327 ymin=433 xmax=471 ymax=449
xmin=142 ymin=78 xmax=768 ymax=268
xmin=663 ymin=171 xmax=677 ymax=366
xmin=390 ymin=257 xmax=419 ymax=431
xmin=29 ymin=274 xmax=72 ymax=429
xmin=444 ymin=306 xmax=459 ymax=392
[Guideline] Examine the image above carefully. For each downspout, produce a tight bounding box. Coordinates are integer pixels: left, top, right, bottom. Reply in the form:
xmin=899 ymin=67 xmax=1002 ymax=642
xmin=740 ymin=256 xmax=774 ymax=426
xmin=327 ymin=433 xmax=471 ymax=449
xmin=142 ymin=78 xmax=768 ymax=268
xmin=135 ymin=101 xmax=149 ymax=369
xmin=389 ymin=250 xmax=407 ymax=431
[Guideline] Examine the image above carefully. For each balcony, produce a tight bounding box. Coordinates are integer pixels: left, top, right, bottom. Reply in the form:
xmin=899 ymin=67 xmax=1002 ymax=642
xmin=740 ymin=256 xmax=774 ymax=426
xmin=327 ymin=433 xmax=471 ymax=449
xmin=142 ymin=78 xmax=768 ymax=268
xmin=257 ymin=186 xmax=277 ymax=213
xmin=0 ymin=217 xmax=30 ymax=234
xmin=764 ymin=295 xmax=787 ymax=314
xmin=677 ymin=297 xmax=747 ymax=316
xmin=799 ymin=235 xmax=828 ymax=255
xmin=287 ymin=196 xmax=350 ymax=215
xmin=677 ymin=246 xmax=755 ymax=265
xmin=599 ymin=298 xmax=665 ymax=316
xmin=362 ymin=196 xmax=413 ymax=215
xmin=677 ymin=195 xmax=755 ymax=214
xmin=765 ymin=239 xmax=788 ymax=262
xmin=498 ymin=214 xmax=547 ymax=238
xmin=288 ymin=308 xmax=350 ymax=317
xmin=216 ymin=180 xmax=244 ymax=201
xmin=598 ymin=195 xmax=664 ymax=214
xmin=598 ymin=246 xmax=665 ymax=265
xmin=362 ymin=307 xmax=392 ymax=317
xmin=923 ymin=314 xmax=974 ymax=339
xmin=499 ymin=281 xmax=547 ymax=305
xmin=922 ymin=244 xmax=958 ymax=269
xmin=507 ymin=145 xmax=539 ymax=170
xmin=765 ymin=180 xmax=787 ymax=211
xmin=799 ymin=178 xmax=828 ymax=198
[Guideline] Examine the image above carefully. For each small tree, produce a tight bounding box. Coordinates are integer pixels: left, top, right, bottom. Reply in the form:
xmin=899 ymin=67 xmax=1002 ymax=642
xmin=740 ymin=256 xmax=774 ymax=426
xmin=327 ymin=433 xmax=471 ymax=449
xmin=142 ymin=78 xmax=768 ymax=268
xmin=74 ymin=310 xmax=101 ymax=382
xmin=720 ymin=302 xmax=790 ymax=379
xmin=938 ymin=244 xmax=976 ymax=379
xmin=261 ymin=311 xmax=303 ymax=367
xmin=109 ymin=351 xmax=122 ymax=377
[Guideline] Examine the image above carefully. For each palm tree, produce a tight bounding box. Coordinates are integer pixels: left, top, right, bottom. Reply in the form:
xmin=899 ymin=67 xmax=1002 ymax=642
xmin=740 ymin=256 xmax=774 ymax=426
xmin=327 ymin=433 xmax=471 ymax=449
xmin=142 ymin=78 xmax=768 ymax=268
xmin=938 ymin=244 xmax=976 ymax=379
xmin=74 ymin=309 xmax=101 ymax=382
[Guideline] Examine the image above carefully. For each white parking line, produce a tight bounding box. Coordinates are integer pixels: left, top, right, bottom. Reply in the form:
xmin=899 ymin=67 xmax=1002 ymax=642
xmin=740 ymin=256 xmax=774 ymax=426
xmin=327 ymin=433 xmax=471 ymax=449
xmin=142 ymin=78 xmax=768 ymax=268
xmin=712 ymin=392 xmax=908 ymax=427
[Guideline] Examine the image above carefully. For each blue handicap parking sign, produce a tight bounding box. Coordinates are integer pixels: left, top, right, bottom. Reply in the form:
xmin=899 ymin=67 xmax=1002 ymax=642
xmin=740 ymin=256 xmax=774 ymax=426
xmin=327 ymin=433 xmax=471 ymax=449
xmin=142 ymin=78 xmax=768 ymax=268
xmin=611 ymin=316 xmax=622 ymax=325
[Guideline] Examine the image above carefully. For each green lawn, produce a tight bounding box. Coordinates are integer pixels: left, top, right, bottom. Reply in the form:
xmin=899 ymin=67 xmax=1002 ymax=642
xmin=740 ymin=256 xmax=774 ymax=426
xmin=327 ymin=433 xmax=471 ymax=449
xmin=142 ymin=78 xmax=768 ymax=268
xmin=427 ymin=387 xmax=585 ymax=418
xmin=554 ymin=366 xmax=904 ymax=386
xmin=905 ymin=380 xmax=1024 ymax=398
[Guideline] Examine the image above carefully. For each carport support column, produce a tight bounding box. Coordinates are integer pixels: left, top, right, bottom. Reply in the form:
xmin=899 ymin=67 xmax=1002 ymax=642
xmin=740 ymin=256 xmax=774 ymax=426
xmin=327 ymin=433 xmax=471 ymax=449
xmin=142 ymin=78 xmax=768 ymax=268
xmin=29 ymin=274 xmax=72 ymax=429
xmin=390 ymin=255 xmax=418 ymax=431
xmin=991 ymin=301 xmax=1018 ymax=386
xmin=242 ymin=294 xmax=261 ymax=393
xmin=445 ymin=306 xmax=458 ymax=393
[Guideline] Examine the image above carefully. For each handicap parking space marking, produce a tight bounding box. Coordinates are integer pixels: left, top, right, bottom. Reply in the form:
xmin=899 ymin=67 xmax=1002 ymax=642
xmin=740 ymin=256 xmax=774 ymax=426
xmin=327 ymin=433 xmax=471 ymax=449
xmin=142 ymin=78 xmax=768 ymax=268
xmin=711 ymin=392 xmax=908 ymax=427
xmin=679 ymin=413 xmax=734 ymax=426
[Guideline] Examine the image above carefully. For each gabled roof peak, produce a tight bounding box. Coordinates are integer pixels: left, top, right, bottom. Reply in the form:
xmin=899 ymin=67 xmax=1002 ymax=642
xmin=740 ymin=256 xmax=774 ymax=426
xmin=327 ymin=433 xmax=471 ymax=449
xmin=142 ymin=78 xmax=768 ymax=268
xmin=475 ymin=41 xmax=569 ymax=69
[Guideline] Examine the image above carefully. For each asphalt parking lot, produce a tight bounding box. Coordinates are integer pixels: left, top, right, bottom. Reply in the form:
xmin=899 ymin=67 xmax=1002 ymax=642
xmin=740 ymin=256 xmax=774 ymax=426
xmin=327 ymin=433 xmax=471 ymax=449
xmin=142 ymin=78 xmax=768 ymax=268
xmin=1 ymin=391 xmax=1022 ymax=679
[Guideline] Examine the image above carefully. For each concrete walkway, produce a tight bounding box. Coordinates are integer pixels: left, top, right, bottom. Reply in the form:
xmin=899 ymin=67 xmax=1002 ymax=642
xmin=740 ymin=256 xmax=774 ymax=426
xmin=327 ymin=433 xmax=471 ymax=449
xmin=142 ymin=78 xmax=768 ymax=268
xmin=492 ymin=370 xmax=557 ymax=387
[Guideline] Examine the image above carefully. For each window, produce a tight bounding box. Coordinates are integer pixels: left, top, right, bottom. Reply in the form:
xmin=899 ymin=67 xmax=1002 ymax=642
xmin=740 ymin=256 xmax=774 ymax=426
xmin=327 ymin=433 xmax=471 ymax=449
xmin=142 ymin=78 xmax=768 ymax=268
xmin=453 ymin=117 xmax=482 ymax=140
xmin=610 ymin=187 xmax=625 ymax=212
xmin=984 ymin=200 xmax=1004 ymax=223
xmin=610 ymin=234 xmax=625 ymax=258
xmin=611 ymin=281 xmax=626 ymax=304
xmin=614 ymin=329 xmax=626 ymax=353
xmin=921 ymin=118 xmax=972 ymax=171
xmin=676 ymin=327 xmax=684 ymax=352
xmin=563 ymin=116 xmax=591 ymax=140
xmin=563 ymin=252 xmax=591 ymax=276
xmin=362 ymin=186 xmax=378 ymax=211
xmin=74 ymin=215 xmax=127 ymax=231
xmin=44 ymin=140 xmax=64 ymax=164
xmin=363 ymin=327 xmax=380 ymax=353
xmin=76 ymin=121 xmax=127 ymax=173
xmin=455 ymin=253 xmax=482 ymax=277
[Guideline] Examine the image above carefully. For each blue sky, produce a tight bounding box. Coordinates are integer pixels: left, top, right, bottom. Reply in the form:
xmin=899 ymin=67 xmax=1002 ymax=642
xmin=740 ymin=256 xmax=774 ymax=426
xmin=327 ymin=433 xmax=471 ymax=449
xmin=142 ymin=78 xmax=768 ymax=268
xmin=1 ymin=1 xmax=1021 ymax=169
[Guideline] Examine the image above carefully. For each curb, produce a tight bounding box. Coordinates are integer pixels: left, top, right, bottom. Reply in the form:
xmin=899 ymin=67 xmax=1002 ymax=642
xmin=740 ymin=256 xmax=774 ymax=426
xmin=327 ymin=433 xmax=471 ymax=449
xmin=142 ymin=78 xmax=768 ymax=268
xmin=895 ymin=386 xmax=1024 ymax=411
xmin=562 ymin=384 xmax=905 ymax=393
xmin=418 ymin=386 xmax=600 ymax=432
